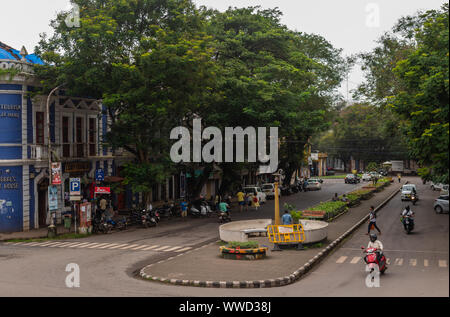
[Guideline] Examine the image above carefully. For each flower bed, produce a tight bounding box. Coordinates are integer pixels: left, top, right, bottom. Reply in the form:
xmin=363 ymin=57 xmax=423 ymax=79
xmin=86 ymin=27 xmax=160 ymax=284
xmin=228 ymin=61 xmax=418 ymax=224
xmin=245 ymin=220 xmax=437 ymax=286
xmin=298 ymin=201 xmax=348 ymax=221
xmin=219 ymin=241 xmax=268 ymax=260
xmin=350 ymin=188 xmax=374 ymax=200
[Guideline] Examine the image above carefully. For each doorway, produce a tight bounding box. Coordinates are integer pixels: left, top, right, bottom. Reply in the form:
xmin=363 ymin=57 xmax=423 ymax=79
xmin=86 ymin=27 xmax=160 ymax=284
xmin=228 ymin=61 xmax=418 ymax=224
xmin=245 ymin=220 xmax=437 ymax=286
xmin=38 ymin=178 xmax=49 ymax=227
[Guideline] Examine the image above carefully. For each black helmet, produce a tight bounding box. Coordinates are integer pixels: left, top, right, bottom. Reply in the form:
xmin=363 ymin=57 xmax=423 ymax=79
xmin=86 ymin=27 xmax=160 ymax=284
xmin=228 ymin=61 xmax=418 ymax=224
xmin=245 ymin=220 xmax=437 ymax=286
xmin=405 ymin=206 xmax=410 ymax=211
xmin=370 ymin=233 xmax=377 ymax=242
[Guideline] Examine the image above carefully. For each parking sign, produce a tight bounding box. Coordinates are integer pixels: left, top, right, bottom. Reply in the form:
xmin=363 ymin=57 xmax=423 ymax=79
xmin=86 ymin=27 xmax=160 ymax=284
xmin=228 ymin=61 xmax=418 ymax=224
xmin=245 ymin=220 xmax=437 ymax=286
xmin=70 ymin=178 xmax=81 ymax=196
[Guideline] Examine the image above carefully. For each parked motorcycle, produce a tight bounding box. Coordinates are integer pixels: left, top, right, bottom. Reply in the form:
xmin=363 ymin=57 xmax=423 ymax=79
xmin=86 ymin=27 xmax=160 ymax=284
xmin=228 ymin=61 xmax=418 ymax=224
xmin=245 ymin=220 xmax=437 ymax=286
xmin=401 ymin=215 xmax=415 ymax=234
xmin=362 ymin=246 xmax=387 ymax=274
xmin=190 ymin=199 xmax=213 ymax=217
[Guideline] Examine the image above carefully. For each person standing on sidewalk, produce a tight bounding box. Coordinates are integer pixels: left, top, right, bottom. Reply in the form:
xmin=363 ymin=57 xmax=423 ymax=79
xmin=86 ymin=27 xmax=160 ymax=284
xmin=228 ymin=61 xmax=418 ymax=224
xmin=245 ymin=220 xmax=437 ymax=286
xmin=367 ymin=206 xmax=381 ymax=235
xmin=282 ymin=210 xmax=293 ymax=225
xmin=251 ymin=195 xmax=260 ymax=211
xmin=397 ymin=173 xmax=401 ymax=183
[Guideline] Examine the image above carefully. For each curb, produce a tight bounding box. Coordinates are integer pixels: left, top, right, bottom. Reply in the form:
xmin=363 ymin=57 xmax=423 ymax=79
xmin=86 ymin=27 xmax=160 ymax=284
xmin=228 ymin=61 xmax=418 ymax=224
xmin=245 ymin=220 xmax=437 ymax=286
xmin=139 ymin=182 xmax=405 ymax=288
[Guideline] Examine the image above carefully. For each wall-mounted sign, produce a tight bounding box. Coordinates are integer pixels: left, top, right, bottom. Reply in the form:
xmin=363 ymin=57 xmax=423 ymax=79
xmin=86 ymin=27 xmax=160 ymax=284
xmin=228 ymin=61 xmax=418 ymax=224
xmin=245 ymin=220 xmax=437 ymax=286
xmin=70 ymin=178 xmax=81 ymax=196
xmin=64 ymin=161 xmax=91 ymax=173
xmin=48 ymin=185 xmax=58 ymax=211
xmin=94 ymin=187 xmax=111 ymax=194
xmin=95 ymin=169 xmax=104 ymax=181
xmin=51 ymin=162 xmax=62 ymax=185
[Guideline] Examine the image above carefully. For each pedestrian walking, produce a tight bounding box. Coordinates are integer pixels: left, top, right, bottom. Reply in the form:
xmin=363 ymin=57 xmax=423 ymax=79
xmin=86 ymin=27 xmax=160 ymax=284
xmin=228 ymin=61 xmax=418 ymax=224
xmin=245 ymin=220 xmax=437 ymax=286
xmin=367 ymin=206 xmax=381 ymax=235
xmin=281 ymin=210 xmax=293 ymax=225
xmin=397 ymin=173 xmax=401 ymax=183
xmin=180 ymin=200 xmax=188 ymax=221
xmin=244 ymin=193 xmax=249 ymax=212
xmin=251 ymin=195 xmax=260 ymax=211
xmin=236 ymin=189 xmax=245 ymax=212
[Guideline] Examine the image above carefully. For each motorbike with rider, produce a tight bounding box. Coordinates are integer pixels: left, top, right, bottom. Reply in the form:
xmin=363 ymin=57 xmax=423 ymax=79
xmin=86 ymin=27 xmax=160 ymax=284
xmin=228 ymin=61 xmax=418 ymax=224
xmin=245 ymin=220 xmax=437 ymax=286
xmin=401 ymin=205 xmax=415 ymax=234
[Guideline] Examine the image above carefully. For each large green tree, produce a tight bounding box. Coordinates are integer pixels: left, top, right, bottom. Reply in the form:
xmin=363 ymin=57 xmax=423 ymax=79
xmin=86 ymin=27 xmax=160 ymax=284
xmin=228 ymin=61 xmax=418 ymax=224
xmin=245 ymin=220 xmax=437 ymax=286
xmin=357 ymin=3 xmax=449 ymax=182
xmin=35 ymin=0 xmax=218 ymax=203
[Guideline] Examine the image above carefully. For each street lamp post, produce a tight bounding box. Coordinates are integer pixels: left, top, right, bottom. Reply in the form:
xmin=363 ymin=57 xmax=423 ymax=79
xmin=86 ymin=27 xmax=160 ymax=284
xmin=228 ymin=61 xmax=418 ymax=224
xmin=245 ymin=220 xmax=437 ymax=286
xmin=46 ymin=84 xmax=64 ymax=235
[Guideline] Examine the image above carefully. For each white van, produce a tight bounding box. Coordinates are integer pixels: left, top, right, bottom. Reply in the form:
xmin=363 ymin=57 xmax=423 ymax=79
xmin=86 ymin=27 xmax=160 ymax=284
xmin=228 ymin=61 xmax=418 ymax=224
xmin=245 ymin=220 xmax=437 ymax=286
xmin=243 ymin=186 xmax=267 ymax=203
xmin=401 ymin=184 xmax=417 ymax=201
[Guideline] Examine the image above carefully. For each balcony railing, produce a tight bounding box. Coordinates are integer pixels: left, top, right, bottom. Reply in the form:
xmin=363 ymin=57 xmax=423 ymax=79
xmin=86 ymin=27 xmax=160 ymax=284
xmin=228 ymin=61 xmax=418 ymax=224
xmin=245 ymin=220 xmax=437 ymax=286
xmin=29 ymin=143 xmax=101 ymax=160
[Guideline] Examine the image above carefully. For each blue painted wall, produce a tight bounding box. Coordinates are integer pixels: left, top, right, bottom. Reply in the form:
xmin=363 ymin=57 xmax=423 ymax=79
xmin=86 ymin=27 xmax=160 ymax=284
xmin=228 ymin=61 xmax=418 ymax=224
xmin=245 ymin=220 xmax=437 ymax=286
xmin=0 ymin=93 xmax=22 ymax=144
xmin=0 ymin=84 xmax=22 ymax=91
xmin=0 ymin=166 xmax=23 ymax=232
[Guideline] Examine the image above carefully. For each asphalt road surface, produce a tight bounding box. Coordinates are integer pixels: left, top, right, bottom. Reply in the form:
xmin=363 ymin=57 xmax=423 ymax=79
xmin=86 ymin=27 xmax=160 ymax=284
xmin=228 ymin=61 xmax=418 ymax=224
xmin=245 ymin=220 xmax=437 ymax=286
xmin=1 ymin=178 xmax=447 ymax=296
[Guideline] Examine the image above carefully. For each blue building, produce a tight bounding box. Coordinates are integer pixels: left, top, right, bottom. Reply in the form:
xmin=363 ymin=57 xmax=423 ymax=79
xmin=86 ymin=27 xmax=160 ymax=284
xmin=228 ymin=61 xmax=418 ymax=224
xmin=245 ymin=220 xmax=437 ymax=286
xmin=0 ymin=41 xmax=123 ymax=232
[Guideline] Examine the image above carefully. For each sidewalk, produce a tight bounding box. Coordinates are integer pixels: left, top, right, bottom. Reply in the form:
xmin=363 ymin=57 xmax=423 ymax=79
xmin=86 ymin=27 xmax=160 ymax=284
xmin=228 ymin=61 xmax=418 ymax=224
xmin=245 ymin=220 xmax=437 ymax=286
xmin=0 ymin=224 xmax=73 ymax=242
xmin=140 ymin=180 xmax=405 ymax=287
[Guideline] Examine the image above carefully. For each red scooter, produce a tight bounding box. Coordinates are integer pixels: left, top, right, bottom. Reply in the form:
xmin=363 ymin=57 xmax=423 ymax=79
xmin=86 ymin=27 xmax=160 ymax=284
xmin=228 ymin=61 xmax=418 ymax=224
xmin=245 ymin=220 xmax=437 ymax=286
xmin=362 ymin=247 xmax=387 ymax=274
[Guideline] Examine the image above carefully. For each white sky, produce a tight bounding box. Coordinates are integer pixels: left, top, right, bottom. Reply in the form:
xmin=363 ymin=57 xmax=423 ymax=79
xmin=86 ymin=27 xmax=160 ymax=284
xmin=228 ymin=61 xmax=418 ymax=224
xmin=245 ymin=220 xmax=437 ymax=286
xmin=0 ymin=0 xmax=446 ymax=99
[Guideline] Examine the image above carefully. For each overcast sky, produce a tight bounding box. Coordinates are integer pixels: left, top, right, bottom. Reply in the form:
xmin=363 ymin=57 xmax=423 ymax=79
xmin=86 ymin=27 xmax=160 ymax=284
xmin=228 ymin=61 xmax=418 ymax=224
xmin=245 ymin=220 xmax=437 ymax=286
xmin=0 ymin=0 xmax=446 ymax=99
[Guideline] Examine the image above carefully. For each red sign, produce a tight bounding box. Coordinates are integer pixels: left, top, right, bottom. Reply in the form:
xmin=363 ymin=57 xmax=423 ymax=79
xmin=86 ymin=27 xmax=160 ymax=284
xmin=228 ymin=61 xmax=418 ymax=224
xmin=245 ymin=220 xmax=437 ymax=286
xmin=51 ymin=162 xmax=62 ymax=185
xmin=95 ymin=186 xmax=111 ymax=194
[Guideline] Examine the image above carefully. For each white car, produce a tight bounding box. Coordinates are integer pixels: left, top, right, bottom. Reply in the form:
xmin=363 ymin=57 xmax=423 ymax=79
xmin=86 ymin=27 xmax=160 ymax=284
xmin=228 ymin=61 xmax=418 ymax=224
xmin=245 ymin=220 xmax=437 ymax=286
xmin=431 ymin=183 xmax=447 ymax=191
xmin=362 ymin=173 xmax=372 ymax=181
xmin=434 ymin=195 xmax=449 ymax=214
xmin=243 ymin=186 xmax=267 ymax=203
xmin=261 ymin=183 xmax=281 ymax=199
xmin=305 ymin=179 xmax=322 ymax=191
xmin=401 ymin=184 xmax=417 ymax=201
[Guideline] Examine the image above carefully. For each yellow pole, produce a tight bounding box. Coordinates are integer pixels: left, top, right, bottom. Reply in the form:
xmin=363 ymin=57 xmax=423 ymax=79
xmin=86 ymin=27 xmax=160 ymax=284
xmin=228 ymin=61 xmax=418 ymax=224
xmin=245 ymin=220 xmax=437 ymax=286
xmin=274 ymin=181 xmax=280 ymax=225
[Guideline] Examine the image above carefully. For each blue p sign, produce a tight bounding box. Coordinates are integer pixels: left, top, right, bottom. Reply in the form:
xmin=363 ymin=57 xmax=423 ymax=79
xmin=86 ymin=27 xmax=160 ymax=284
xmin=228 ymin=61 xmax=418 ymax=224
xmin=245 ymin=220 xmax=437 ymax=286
xmin=70 ymin=178 xmax=81 ymax=196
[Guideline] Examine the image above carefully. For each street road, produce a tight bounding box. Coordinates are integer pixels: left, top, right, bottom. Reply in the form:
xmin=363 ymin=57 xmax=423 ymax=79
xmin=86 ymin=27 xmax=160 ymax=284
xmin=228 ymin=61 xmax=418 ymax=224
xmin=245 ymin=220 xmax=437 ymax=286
xmin=0 ymin=178 xmax=447 ymax=296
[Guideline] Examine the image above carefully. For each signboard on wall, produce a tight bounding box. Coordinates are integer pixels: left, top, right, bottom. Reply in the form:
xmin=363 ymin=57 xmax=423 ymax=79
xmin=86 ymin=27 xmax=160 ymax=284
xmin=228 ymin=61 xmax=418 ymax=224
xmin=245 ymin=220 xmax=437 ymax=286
xmin=94 ymin=187 xmax=111 ymax=194
xmin=0 ymin=166 xmax=22 ymax=232
xmin=48 ymin=185 xmax=58 ymax=211
xmin=64 ymin=161 xmax=90 ymax=173
xmin=51 ymin=162 xmax=62 ymax=185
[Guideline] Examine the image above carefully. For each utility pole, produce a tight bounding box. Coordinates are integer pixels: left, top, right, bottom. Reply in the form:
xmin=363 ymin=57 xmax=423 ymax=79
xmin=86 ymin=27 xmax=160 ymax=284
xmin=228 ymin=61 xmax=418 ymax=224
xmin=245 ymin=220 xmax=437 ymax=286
xmin=46 ymin=84 xmax=64 ymax=235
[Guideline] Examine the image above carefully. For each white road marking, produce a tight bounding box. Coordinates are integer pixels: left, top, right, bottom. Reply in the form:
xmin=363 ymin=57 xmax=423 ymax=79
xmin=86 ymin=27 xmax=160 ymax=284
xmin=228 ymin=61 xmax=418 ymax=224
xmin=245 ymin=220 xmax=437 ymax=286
xmin=336 ymin=256 xmax=348 ymax=264
xmin=350 ymin=257 xmax=361 ymax=264
xmin=46 ymin=242 xmax=67 ymax=247
xmin=438 ymin=260 xmax=447 ymax=268
xmin=424 ymin=259 xmax=429 ymax=267
xmin=87 ymin=243 xmax=110 ymax=249
xmin=394 ymin=258 xmax=404 ymax=266
xmin=97 ymin=243 xmax=119 ymax=249
xmin=105 ymin=244 xmax=129 ymax=249
xmin=49 ymin=242 xmax=73 ymax=247
xmin=163 ymin=246 xmax=182 ymax=252
xmin=153 ymin=246 xmax=172 ymax=251
xmin=68 ymin=242 xmax=93 ymax=248
xmin=141 ymin=245 xmax=160 ymax=251
xmin=175 ymin=247 xmax=192 ymax=253
xmin=24 ymin=242 xmax=43 ymax=247
xmin=131 ymin=245 xmax=150 ymax=250
xmin=119 ymin=244 xmax=140 ymax=250
xmin=409 ymin=259 xmax=417 ymax=267
xmin=58 ymin=242 xmax=82 ymax=248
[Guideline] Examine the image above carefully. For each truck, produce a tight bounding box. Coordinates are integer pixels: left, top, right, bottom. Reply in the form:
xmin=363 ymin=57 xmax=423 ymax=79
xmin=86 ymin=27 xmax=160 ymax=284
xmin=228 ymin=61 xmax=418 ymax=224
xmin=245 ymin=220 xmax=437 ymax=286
xmin=391 ymin=161 xmax=404 ymax=172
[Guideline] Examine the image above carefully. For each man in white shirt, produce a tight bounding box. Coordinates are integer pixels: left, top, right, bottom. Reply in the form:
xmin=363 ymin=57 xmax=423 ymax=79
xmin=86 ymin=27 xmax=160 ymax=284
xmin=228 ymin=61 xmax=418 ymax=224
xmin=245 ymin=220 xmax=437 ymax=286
xmin=401 ymin=206 xmax=414 ymax=230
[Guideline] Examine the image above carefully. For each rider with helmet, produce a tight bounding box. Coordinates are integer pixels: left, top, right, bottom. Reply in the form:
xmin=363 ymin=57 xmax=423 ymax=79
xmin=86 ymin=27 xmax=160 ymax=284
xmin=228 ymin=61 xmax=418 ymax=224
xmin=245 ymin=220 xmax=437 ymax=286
xmin=367 ymin=233 xmax=384 ymax=262
xmin=401 ymin=205 xmax=414 ymax=230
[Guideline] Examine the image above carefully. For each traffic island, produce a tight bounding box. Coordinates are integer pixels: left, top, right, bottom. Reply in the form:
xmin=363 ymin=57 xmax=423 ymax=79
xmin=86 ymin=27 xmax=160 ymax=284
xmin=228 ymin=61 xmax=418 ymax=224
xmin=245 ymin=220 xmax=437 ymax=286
xmin=139 ymin=179 xmax=405 ymax=288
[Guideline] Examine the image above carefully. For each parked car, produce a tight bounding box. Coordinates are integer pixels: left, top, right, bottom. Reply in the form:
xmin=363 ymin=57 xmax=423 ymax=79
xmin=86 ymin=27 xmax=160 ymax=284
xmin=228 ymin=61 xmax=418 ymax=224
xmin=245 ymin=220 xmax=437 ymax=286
xmin=305 ymin=179 xmax=322 ymax=191
xmin=400 ymin=184 xmax=417 ymax=201
xmin=345 ymin=174 xmax=360 ymax=184
xmin=261 ymin=183 xmax=281 ymax=199
xmin=431 ymin=182 xmax=447 ymax=191
xmin=378 ymin=169 xmax=388 ymax=176
xmin=361 ymin=173 xmax=372 ymax=181
xmin=326 ymin=170 xmax=335 ymax=176
xmin=434 ymin=195 xmax=449 ymax=214
xmin=441 ymin=184 xmax=449 ymax=196
xmin=243 ymin=186 xmax=267 ymax=203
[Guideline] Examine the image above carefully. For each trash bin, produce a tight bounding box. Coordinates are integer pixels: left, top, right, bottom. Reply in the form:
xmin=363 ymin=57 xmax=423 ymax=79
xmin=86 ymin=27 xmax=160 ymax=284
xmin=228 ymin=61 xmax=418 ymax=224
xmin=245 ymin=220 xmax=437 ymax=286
xmin=64 ymin=214 xmax=72 ymax=230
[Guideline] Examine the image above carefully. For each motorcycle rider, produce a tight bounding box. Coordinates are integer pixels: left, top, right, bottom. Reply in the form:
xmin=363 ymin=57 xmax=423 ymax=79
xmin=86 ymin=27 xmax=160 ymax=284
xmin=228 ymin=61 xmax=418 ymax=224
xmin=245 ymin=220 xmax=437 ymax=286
xmin=218 ymin=201 xmax=231 ymax=221
xmin=401 ymin=205 xmax=414 ymax=230
xmin=367 ymin=233 xmax=384 ymax=264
